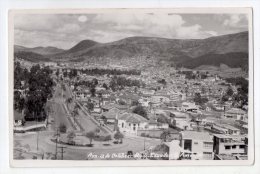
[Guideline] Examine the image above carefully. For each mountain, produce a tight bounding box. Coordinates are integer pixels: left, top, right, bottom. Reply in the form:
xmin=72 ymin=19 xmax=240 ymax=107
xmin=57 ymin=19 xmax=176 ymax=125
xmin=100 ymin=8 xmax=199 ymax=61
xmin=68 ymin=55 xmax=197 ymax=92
xmin=65 ymin=40 xmax=98 ymax=54
xmin=15 ymin=31 xmax=249 ymax=70
xmin=14 ymin=51 xmax=49 ymax=62
xmin=14 ymin=45 xmax=65 ymax=55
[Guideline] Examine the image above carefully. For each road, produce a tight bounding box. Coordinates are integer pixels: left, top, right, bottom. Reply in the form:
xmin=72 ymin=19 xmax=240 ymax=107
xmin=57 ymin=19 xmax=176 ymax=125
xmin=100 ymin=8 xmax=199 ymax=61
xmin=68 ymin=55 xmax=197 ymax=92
xmin=13 ymin=81 xmax=161 ymax=160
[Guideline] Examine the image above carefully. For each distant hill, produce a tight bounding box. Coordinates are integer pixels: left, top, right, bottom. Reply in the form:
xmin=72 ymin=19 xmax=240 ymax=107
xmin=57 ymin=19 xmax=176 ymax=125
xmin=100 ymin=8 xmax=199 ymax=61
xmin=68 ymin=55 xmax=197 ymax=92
xmin=14 ymin=45 xmax=64 ymax=55
xmin=14 ymin=31 xmax=249 ymax=70
xmin=14 ymin=51 xmax=49 ymax=62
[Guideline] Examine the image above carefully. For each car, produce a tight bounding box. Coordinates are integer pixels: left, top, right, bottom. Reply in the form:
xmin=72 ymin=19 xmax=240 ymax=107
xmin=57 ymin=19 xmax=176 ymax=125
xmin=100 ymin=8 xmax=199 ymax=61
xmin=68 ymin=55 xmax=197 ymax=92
xmin=126 ymin=151 xmax=134 ymax=158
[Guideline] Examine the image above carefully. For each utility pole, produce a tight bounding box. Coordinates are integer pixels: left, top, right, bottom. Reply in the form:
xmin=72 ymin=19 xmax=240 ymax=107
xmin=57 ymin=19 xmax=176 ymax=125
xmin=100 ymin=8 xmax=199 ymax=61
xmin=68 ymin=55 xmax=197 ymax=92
xmin=58 ymin=146 xmax=67 ymax=160
xmin=54 ymin=128 xmax=60 ymax=160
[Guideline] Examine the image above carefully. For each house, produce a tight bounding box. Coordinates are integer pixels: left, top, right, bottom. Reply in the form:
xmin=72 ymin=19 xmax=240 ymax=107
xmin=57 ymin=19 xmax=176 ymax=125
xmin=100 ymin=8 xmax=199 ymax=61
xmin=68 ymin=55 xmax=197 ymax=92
xmin=101 ymin=103 xmax=128 ymax=112
xmin=181 ymin=102 xmax=198 ymax=112
xmin=212 ymin=123 xmax=241 ymax=135
xmin=223 ymin=108 xmax=247 ymax=120
xmin=118 ymin=112 xmax=148 ymax=135
xmin=146 ymin=119 xmax=169 ymax=130
xmin=170 ymin=111 xmax=192 ymax=130
xmin=213 ymin=134 xmax=247 ymax=156
xmin=180 ymin=131 xmax=214 ymax=160
xmin=102 ymin=108 xmax=120 ymax=124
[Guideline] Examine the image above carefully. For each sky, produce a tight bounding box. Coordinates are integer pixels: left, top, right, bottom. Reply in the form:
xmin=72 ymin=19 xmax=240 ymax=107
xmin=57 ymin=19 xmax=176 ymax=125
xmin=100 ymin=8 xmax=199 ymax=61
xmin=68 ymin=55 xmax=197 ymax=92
xmin=14 ymin=13 xmax=248 ymax=49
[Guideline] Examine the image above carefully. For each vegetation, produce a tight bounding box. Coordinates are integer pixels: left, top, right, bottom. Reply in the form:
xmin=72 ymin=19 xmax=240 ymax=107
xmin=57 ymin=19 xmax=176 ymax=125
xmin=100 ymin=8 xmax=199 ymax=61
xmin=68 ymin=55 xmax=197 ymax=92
xmin=133 ymin=105 xmax=148 ymax=119
xmin=109 ymin=76 xmax=143 ymax=91
xmin=59 ymin=123 xmax=67 ymax=133
xmin=67 ymin=131 xmax=76 ymax=145
xmin=160 ymin=130 xmax=171 ymax=142
xmin=193 ymin=93 xmax=208 ymax=105
xmin=114 ymin=131 xmax=124 ymax=143
xmin=14 ymin=62 xmax=55 ymax=121
xmin=85 ymin=131 xmax=95 ymax=145
xmin=80 ymin=68 xmax=140 ymax=76
xmin=179 ymin=52 xmax=248 ymax=70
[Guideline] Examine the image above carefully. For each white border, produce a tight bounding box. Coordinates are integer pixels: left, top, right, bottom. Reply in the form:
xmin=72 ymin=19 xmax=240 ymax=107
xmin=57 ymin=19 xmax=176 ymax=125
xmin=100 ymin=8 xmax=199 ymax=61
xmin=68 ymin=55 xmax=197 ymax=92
xmin=8 ymin=8 xmax=254 ymax=167
xmin=0 ymin=0 xmax=259 ymax=173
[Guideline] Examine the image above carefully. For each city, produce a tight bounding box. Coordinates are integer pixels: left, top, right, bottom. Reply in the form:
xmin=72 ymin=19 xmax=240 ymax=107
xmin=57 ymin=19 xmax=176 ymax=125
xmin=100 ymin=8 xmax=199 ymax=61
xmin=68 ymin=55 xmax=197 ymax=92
xmin=12 ymin=13 xmax=249 ymax=161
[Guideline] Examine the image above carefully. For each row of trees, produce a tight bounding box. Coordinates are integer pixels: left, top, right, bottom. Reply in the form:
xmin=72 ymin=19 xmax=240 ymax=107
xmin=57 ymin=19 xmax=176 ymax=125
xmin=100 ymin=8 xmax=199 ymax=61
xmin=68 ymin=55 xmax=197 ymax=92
xmin=109 ymin=76 xmax=143 ymax=91
xmin=14 ymin=63 xmax=55 ymax=121
xmin=80 ymin=68 xmax=141 ymax=76
xmin=66 ymin=129 xmax=124 ymax=146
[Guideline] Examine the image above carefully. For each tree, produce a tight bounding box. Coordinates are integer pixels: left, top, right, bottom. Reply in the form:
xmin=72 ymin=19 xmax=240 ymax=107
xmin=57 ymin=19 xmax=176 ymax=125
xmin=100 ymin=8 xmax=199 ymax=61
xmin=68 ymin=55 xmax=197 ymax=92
xmin=95 ymin=128 xmax=100 ymax=136
xmin=226 ymin=86 xmax=234 ymax=97
xmin=157 ymin=115 xmax=170 ymax=124
xmin=59 ymin=123 xmax=67 ymax=133
xmin=85 ymin=131 xmax=95 ymax=145
xmin=86 ymin=102 xmax=94 ymax=111
xmin=133 ymin=105 xmax=148 ymax=119
xmin=114 ymin=131 xmax=124 ymax=143
xmin=90 ymin=87 xmax=96 ymax=97
xmin=67 ymin=131 xmax=76 ymax=145
xmin=102 ymin=83 xmax=109 ymax=90
xmin=160 ymin=130 xmax=171 ymax=142
xmin=193 ymin=92 xmax=208 ymax=105
xmin=131 ymin=100 xmax=139 ymax=106
xmin=71 ymin=108 xmax=79 ymax=125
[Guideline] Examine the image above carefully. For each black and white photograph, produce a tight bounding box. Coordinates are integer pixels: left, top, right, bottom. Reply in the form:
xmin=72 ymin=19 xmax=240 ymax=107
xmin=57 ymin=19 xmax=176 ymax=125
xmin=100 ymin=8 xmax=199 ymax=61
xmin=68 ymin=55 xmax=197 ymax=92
xmin=9 ymin=9 xmax=253 ymax=165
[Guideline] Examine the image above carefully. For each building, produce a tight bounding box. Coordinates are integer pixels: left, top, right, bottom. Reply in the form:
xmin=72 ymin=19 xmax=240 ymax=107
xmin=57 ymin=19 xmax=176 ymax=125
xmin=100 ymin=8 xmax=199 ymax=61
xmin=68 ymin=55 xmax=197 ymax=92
xmin=223 ymin=108 xmax=247 ymax=120
xmin=181 ymin=102 xmax=198 ymax=112
xmin=118 ymin=112 xmax=148 ymax=135
xmin=102 ymin=108 xmax=120 ymax=124
xmin=180 ymin=131 xmax=214 ymax=160
xmin=170 ymin=111 xmax=192 ymax=130
xmin=212 ymin=123 xmax=241 ymax=135
xmin=213 ymin=134 xmax=247 ymax=156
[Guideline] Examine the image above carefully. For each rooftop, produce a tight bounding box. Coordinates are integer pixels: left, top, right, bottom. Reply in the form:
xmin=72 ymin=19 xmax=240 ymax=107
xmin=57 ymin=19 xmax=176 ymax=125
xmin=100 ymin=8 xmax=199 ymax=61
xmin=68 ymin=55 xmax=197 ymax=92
xmin=118 ymin=112 xmax=148 ymax=123
xmin=181 ymin=131 xmax=213 ymax=142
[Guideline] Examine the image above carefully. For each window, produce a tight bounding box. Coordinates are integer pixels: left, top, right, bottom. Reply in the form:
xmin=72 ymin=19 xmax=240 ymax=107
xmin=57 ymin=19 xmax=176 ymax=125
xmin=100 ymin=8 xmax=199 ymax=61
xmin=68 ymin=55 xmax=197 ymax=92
xmin=194 ymin=142 xmax=198 ymax=145
xmin=203 ymin=152 xmax=212 ymax=159
xmin=203 ymin=142 xmax=213 ymax=148
xmin=225 ymin=146 xmax=231 ymax=150
xmin=232 ymin=145 xmax=237 ymax=149
xmin=239 ymin=145 xmax=245 ymax=149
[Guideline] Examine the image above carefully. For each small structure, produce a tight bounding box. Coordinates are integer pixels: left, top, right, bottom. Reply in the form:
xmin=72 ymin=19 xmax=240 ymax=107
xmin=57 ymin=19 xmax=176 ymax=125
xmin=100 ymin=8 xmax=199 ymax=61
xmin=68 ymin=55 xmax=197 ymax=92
xmin=213 ymin=134 xmax=247 ymax=156
xmin=223 ymin=108 xmax=247 ymax=120
xmin=180 ymin=131 xmax=214 ymax=160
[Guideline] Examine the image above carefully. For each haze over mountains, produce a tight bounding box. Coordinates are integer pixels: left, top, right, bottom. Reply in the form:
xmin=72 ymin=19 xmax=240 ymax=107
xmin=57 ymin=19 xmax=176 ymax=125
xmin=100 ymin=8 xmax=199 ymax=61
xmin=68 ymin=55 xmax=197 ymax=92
xmin=14 ymin=31 xmax=248 ymax=70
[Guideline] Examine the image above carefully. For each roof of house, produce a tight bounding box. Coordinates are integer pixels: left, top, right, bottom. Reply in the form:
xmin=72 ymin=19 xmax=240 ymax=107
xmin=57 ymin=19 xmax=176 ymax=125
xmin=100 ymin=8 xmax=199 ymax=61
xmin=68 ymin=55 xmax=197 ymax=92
xmin=226 ymin=108 xmax=246 ymax=114
xmin=102 ymin=108 xmax=120 ymax=119
xmin=181 ymin=131 xmax=213 ymax=142
xmin=118 ymin=112 xmax=148 ymax=123
xmin=101 ymin=103 xmax=128 ymax=110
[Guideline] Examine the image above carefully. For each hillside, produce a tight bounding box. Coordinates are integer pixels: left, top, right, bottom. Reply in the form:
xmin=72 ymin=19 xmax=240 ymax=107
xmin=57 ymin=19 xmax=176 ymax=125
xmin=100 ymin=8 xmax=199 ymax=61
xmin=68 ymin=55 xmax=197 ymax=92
xmin=14 ymin=51 xmax=49 ymax=62
xmin=14 ymin=45 xmax=64 ymax=55
xmin=14 ymin=31 xmax=249 ymax=70
xmin=178 ymin=52 xmax=248 ymax=70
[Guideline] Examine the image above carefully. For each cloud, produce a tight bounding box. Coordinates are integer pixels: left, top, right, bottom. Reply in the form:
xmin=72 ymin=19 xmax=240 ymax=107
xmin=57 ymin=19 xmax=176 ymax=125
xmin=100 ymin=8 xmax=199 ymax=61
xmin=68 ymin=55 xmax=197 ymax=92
xmin=92 ymin=13 xmax=212 ymax=40
xmin=56 ymin=24 xmax=81 ymax=33
xmin=223 ymin=14 xmax=248 ymax=28
xmin=15 ymin=13 xmax=249 ymax=49
xmin=78 ymin=15 xmax=88 ymax=23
